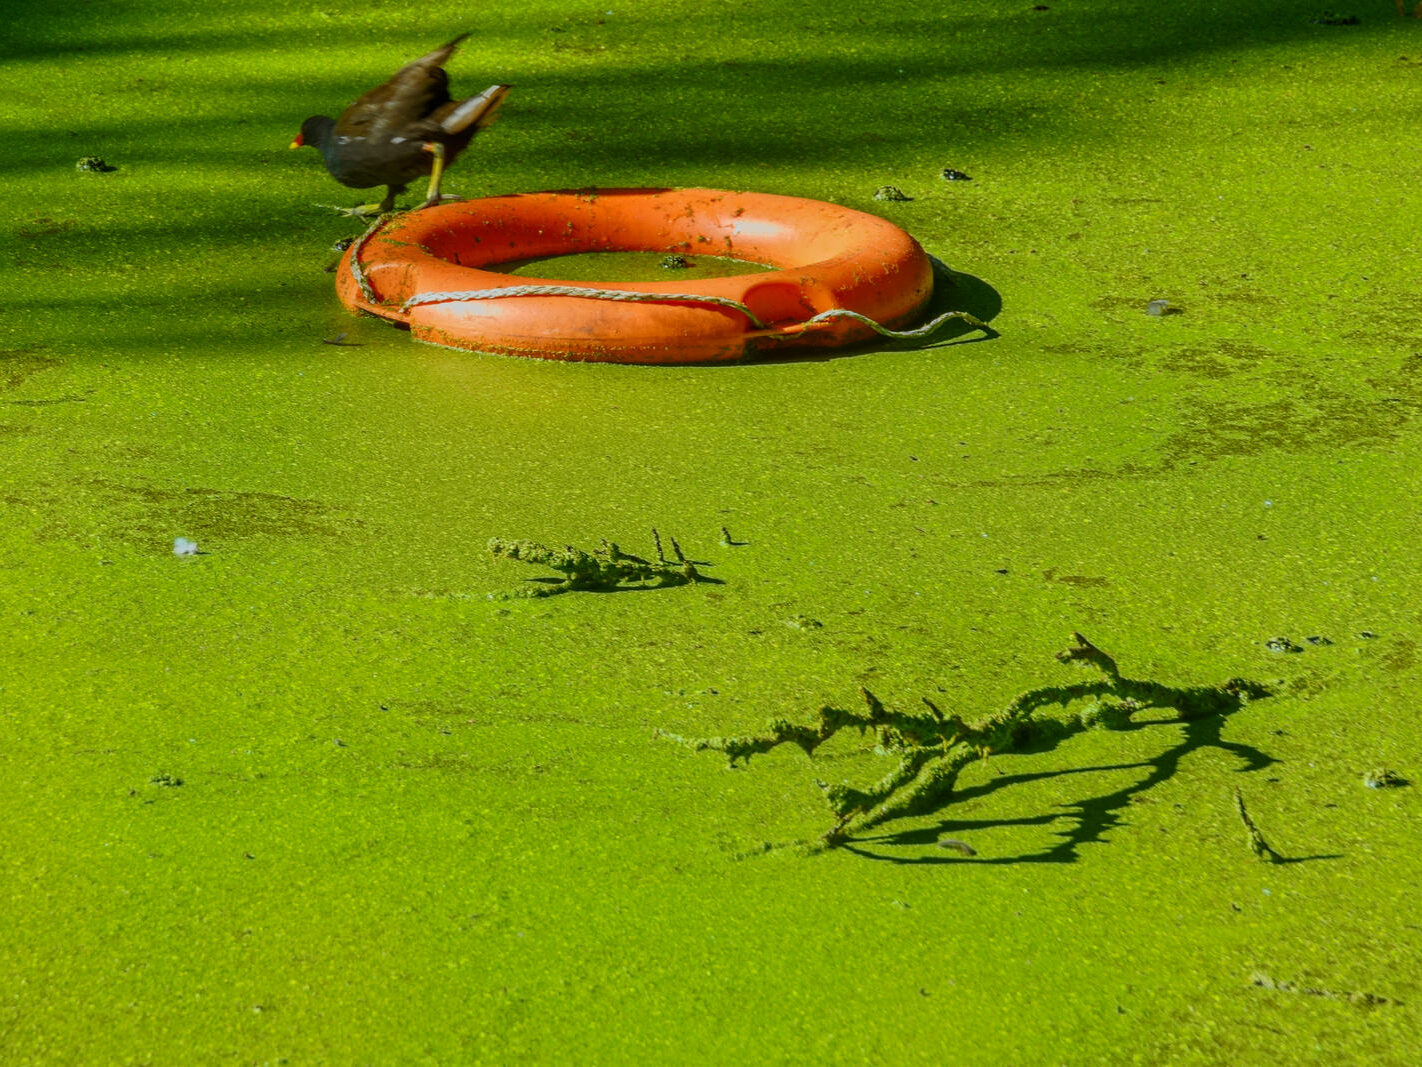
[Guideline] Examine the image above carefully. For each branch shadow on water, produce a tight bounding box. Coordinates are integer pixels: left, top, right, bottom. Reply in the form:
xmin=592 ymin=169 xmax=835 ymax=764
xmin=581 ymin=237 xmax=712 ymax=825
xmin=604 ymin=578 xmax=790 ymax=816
xmin=839 ymin=708 xmax=1337 ymax=866
xmin=514 ymin=571 xmax=725 ymax=594
xmin=664 ymin=635 xmax=1343 ymax=866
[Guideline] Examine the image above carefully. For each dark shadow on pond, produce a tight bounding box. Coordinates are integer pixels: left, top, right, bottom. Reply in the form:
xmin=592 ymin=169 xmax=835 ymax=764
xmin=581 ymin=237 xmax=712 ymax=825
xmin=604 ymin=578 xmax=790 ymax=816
xmin=668 ymin=635 xmax=1340 ymax=866
xmin=512 ymin=572 xmax=724 ymax=593
xmin=837 ymin=708 xmax=1340 ymax=866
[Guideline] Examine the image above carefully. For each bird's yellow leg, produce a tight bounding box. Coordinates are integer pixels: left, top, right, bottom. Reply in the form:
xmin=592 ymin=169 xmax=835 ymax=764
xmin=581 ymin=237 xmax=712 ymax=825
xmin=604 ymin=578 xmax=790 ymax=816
xmin=419 ymin=143 xmax=458 ymax=209
xmin=419 ymin=143 xmax=446 ymax=209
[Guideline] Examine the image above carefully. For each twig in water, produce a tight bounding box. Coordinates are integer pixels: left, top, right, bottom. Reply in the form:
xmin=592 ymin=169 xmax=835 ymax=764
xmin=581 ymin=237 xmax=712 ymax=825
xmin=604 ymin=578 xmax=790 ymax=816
xmin=1251 ymin=971 xmax=1395 ymax=1008
xmin=936 ymin=838 xmax=977 ymax=857
xmin=661 ymin=633 xmax=1270 ymax=846
xmin=1234 ymin=787 xmax=1282 ymax=863
xmin=489 ymin=530 xmax=701 ymax=598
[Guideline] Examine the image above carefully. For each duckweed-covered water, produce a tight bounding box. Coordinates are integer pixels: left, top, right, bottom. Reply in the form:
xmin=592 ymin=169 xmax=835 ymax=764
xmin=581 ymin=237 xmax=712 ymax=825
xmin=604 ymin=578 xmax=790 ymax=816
xmin=2 ymin=0 xmax=1419 ymax=1061
xmin=494 ymin=251 xmax=776 ymax=281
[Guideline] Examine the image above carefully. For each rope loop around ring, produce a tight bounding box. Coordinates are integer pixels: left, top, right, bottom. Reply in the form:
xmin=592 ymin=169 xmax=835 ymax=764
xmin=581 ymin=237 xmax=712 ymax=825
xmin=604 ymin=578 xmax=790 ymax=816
xmin=402 ymin=285 xmax=773 ymax=329
xmin=345 ymin=216 xmax=990 ymax=345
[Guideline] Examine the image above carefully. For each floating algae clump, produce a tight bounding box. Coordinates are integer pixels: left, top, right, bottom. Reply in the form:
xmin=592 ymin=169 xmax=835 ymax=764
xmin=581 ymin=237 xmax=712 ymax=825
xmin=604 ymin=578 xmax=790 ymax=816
xmin=662 ymin=633 xmax=1270 ymax=845
xmin=488 ymin=530 xmax=701 ymax=598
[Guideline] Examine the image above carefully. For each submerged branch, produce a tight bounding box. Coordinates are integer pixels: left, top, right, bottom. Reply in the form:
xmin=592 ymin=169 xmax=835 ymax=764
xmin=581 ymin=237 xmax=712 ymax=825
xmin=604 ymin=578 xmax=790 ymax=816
xmin=662 ymin=633 xmax=1270 ymax=846
xmin=489 ymin=530 xmax=701 ymax=597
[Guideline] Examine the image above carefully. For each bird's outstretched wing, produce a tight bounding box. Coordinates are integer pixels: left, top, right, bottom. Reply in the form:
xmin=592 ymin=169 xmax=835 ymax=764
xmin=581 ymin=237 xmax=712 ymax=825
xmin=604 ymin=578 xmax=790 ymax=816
xmin=334 ymin=34 xmax=469 ymax=140
xmin=436 ymin=84 xmax=511 ymax=136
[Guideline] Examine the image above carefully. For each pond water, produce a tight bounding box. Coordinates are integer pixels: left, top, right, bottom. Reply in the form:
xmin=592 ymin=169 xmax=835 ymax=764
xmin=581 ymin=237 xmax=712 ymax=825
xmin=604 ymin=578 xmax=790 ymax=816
xmin=489 ymin=250 xmax=776 ymax=282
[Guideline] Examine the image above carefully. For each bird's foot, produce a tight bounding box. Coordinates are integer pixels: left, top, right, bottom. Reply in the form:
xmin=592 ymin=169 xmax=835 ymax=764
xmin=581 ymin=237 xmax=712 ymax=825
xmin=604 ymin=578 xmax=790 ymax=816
xmin=313 ymin=202 xmax=393 ymax=218
xmin=415 ymin=193 xmax=463 ymax=211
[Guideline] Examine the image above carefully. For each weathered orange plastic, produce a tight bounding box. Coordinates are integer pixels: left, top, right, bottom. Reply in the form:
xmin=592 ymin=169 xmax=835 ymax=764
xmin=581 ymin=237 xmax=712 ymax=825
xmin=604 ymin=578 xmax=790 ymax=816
xmin=334 ymin=187 xmax=935 ymax=364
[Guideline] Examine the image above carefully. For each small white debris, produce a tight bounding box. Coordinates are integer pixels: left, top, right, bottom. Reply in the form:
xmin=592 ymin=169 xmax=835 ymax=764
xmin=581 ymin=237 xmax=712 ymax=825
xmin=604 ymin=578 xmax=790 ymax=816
xmin=173 ymin=537 xmax=199 ymax=556
xmin=1146 ymin=299 xmax=1171 ymax=316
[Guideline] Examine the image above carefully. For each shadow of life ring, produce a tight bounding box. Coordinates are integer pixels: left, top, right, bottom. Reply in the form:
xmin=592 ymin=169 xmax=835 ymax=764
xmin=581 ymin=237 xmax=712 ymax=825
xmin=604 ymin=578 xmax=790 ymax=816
xmin=334 ymin=187 xmax=941 ymax=364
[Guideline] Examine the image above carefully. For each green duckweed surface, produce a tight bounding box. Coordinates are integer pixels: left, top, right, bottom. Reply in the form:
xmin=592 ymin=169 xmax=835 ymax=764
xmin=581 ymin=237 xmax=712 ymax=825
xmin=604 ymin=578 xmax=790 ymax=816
xmin=495 ymin=251 xmax=775 ymax=281
xmin=3 ymin=0 xmax=1420 ymax=1061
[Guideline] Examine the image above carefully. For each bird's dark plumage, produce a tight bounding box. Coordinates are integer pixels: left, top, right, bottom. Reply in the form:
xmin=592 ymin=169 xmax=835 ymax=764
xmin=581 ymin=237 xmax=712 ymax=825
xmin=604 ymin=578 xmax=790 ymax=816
xmin=293 ymin=35 xmax=510 ymax=213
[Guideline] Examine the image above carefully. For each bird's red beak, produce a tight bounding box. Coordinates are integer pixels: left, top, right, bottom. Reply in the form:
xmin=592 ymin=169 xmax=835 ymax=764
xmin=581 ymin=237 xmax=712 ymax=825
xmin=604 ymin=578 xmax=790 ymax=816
xmin=289 ymin=133 xmax=305 ymax=149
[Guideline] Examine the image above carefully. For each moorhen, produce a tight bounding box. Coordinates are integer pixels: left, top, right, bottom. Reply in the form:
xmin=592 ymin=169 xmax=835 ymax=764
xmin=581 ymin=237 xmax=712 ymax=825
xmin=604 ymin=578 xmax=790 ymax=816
xmin=291 ymin=34 xmax=510 ymax=215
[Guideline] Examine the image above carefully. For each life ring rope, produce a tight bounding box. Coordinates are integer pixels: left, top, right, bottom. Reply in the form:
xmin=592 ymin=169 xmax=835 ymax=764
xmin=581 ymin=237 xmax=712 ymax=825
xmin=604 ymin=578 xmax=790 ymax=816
xmin=403 ymin=283 xmax=988 ymax=341
xmin=348 ymin=213 xmax=393 ymax=304
xmin=348 ymin=214 xmax=987 ymax=345
xmin=403 ymin=284 xmax=778 ymax=328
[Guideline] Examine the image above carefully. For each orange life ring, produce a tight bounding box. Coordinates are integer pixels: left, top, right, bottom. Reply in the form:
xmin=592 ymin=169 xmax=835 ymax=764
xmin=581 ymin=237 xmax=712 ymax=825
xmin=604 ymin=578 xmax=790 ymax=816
xmin=334 ymin=187 xmax=936 ymax=364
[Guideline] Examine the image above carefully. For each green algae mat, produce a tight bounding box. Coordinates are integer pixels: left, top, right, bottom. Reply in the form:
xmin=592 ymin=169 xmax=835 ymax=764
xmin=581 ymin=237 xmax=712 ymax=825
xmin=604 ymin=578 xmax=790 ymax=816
xmin=4 ymin=1 xmax=1421 ymax=1061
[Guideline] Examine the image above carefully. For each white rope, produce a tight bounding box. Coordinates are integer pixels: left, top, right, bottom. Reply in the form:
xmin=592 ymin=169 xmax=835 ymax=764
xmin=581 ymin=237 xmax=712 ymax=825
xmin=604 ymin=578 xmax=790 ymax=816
xmin=795 ymin=305 xmax=989 ymax=340
xmin=347 ymin=213 xmax=393 ymax=304
xmin=402 ymin=285 xmax=773 ymax=329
